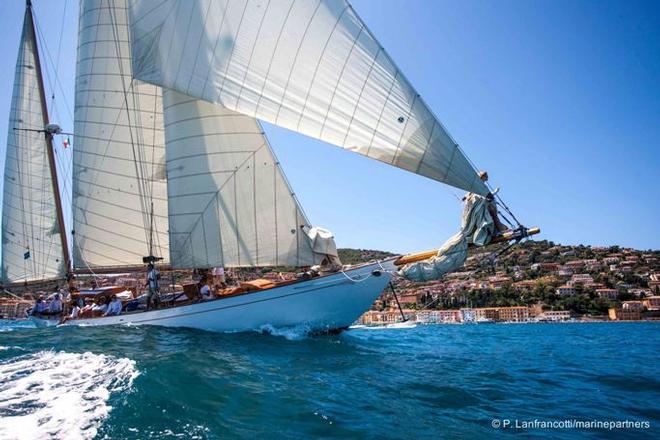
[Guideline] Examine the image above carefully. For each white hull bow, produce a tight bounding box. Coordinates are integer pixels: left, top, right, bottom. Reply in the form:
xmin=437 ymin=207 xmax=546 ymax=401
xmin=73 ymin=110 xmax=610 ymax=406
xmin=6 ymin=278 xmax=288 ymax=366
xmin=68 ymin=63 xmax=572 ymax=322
xmin=31 ymin=261 xmax=395 ymax=334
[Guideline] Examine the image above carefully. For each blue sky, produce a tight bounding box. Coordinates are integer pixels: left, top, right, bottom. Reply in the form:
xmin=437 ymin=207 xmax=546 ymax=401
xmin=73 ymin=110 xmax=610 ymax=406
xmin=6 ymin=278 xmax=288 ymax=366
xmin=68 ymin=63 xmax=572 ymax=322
xmin=0 ymin=0 xmax=658 ymax=255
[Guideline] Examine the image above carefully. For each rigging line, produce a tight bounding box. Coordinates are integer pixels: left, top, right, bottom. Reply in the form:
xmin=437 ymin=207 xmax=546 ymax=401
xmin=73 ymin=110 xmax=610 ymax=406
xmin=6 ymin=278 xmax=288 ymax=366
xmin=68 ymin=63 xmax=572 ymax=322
xmin=73 ymin=239 xmax=102 ymax=284
xmin=127 ymin=89 xmax=161 ymax=255
xmin=340 ymin=270 xmax=374 ymax=283
xmin=498 ymin=209 xmax=515 ymax=229
xmin=54 ymin=0 xmax=69 ymax=82
xmin=107 ymin=1 xmax=153 ymax=250
xmin=148 ymin=86 xmax=164 ymax=257
xmin=31 ymin=10 xmax=74 ymax=121
xmin=494 ymin=194 xmax=522 ymax=227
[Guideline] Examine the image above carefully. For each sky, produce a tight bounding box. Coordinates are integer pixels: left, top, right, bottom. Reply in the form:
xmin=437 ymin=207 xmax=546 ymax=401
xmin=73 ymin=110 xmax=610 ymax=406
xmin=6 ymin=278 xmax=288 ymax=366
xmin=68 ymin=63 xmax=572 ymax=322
xmin=0 ymin=0 xmax=658 ymax=256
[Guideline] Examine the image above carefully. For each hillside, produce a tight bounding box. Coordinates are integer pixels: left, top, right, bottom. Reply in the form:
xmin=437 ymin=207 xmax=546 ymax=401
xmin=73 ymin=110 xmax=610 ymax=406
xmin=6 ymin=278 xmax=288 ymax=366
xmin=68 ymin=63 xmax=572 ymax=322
xmin=337 ymin=248 xmax=396 ymax=265
xmin=343 ymin=240 xmax=659 ymax=316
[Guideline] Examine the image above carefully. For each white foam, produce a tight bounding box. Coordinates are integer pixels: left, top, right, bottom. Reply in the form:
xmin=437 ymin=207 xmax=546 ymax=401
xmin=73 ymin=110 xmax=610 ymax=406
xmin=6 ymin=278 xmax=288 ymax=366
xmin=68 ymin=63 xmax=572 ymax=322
xmin=0 ymin=351 xmax=139 ymax=440
xmin=257 ymin=323 xmax=313 ymax=340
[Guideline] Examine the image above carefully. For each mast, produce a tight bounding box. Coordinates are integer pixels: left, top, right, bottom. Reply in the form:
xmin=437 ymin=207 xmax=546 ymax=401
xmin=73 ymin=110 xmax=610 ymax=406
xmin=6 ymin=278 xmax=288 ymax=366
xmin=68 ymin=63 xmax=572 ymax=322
xmin=25 ymin=0 xmax=71 ymax=277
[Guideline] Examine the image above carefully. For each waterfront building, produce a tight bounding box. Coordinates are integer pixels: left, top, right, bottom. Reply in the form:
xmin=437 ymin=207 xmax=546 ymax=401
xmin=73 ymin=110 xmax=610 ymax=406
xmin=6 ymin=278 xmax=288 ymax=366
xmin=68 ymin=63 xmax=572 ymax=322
xmin=473 ymin=308 xmax=500 ymax=322
xmin=496 ymin=307 xmax=530 ymax=322
xmin=461 ymin=307 xmax=529 ymax=322
xmin=359 ymin=310 xmax=415 ymax=325
xmin=416 ymin=310 xmax=462 ymax=324
xmin=608 ymin=308 xmax=642 ymax=321
xmin=538 ymin=310 xmax=571 ymax=321
xmin=460 ymin=309 xmax=476 ymax=323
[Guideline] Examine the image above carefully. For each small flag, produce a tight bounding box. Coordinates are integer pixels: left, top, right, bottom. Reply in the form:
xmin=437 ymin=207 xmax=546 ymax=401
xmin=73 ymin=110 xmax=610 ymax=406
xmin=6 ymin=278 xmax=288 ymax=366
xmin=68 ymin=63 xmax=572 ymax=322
xmin=63 ymin=137 xmax=70 ymax=148
xmin=24 ymin=251 xmax=30 ymax=260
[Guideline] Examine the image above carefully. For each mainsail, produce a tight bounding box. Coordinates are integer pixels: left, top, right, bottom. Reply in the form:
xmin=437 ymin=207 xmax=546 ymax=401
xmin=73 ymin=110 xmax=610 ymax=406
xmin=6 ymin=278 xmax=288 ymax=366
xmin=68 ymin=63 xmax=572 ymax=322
xmin=127 ymin=0 xmax=489 ymax=196
xmin=163 ymin=90 xmax=316 ymax=268
xmin=73 ymin=0 xmax=169 ymax=269
xmin=1 ymin=4 xmax=66 ymax=284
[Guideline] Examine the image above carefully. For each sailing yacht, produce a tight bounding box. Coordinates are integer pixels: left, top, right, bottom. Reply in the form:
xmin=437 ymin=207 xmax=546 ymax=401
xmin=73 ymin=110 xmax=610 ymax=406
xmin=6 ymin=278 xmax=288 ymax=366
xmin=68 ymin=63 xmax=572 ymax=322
xmin=3 ymin=0 xmax=536 ymax=333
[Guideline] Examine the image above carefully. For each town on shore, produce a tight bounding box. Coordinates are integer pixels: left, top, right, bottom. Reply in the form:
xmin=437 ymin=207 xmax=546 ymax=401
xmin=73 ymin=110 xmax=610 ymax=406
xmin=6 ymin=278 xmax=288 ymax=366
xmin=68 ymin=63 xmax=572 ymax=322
xmin=1 ymin=241 xmax=658 ymax=324
xmin=352 ymin=241 xmax=660 ymax=325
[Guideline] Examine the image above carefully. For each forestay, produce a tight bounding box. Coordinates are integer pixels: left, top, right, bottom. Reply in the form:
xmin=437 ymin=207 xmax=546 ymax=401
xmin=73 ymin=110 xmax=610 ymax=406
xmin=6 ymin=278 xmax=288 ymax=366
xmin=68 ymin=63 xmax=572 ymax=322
xmin=127 ymin=0 xmax=489 ymax=196
xmin=1 ymin=7 xmax=65 ymax=283
xmin=163 ymin=90 xmax=316 ymax=269
xmin=73 ymin=0 xmax=169 ymax=269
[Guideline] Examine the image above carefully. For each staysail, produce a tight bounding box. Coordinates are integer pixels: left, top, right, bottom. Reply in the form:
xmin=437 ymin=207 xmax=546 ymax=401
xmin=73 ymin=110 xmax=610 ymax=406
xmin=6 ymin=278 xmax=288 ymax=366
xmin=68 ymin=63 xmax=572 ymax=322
xmin=127 ymin=0 xmax=489 ymax=196
xmin=163 ymin=90 xmax=316 ymax=268
xmin=73 ymin=0 xmax=169 ymax=269
xmin=1 ymin=3 xmax=66 ymax=284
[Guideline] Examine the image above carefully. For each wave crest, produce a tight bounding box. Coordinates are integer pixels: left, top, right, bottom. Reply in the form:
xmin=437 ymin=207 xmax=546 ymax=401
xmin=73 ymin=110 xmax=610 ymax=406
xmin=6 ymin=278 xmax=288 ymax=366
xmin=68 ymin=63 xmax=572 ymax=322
xmin=0 ymin=350 xmax=139 ymax=440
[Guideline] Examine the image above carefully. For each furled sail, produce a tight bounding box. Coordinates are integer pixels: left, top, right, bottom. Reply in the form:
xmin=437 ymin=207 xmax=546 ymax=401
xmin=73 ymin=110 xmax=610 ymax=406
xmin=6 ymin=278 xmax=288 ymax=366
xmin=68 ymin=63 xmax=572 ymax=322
xmin=127 ymin=0 xmax=489 ymax=196
xmin=73 ymin=0 xmax=169 ymax=269
xmin=1 ymin=5 xmax=65 ymax=284
xmin=163 ymin=90 xmax=316 ymax=268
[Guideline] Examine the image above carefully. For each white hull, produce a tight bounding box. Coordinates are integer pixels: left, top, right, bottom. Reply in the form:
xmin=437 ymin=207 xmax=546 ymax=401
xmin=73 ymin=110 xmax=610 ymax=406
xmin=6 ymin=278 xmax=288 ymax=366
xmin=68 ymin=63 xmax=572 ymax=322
xmin=30 ymin=261 xmax=395 ymax=333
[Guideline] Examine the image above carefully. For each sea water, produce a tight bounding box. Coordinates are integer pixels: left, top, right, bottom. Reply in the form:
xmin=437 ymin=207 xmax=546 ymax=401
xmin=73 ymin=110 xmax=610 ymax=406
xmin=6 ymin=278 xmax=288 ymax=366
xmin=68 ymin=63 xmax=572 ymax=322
xmin=0 ymin=320 xmax=658 ymax=439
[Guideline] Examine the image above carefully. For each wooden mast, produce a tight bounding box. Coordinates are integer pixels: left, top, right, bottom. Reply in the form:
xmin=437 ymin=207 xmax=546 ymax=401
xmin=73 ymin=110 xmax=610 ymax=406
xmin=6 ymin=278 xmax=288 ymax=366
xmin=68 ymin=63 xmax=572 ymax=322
xmin=25 ymin=0 xmax=72 ymax=279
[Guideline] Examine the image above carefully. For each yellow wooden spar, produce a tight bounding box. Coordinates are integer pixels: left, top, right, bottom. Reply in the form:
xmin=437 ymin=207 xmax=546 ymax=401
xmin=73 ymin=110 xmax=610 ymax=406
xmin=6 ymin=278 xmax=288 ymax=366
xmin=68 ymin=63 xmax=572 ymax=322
xmin=393 ymin=227 xmax=540 ymax=266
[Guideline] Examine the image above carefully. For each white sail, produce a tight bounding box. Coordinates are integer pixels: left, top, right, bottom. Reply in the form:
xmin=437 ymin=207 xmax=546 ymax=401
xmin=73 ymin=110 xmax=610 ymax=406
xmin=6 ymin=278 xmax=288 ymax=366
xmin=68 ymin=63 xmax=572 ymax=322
xmin=163 ymin=90 xmax=316 ymax=268
xmin=73 ymin=0 xmax=169 ymax=269
xmin=127 ymin=0 xmax=489 ymax=196
xmin=1 ymin=6 xmax=65 ymax=284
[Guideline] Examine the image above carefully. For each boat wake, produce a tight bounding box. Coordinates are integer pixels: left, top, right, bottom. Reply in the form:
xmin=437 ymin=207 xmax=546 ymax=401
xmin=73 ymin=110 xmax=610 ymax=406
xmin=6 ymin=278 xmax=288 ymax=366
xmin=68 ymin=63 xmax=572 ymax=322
xmin=0 ymin=351 xmax=139 ymax=440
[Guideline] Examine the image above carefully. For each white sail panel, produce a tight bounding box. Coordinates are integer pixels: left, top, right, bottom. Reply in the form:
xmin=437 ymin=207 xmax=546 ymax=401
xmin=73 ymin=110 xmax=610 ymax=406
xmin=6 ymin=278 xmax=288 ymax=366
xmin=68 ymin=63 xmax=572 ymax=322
xmin=1 ymin=8 xmax=65 ymax=284
xmin=163 ymin=90 xmax=316 ymax=268
xmin=73 ymin=0 xmax=169 ymax=269
xmin=128 ymin=0 xmax=489 ymax=196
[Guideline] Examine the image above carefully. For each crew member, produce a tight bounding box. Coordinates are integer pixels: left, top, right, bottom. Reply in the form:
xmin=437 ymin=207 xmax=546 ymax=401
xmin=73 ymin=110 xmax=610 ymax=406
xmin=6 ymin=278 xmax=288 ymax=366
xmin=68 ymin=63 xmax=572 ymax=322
xmin=199 ymin=276 xmax=213 ymax=301
xmin=145 ymin=263 xmax=161 ymax=310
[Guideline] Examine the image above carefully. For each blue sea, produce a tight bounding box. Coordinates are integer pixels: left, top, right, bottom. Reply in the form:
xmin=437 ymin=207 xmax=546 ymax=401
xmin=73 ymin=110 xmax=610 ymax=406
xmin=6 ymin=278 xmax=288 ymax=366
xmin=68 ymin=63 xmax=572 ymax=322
xmin=0 ymin=320 xmax=658 ymax=439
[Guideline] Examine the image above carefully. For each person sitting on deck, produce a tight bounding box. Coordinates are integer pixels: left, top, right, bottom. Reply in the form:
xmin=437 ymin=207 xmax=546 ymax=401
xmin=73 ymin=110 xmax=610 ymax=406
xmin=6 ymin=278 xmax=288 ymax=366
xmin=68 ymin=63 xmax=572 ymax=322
xmin=32 ymin=295 xmax=46 ymax=315
xmin=62 ymin=300 xmax=81 ymax=323
xmin=199 ymin=277 xmax=213 ymax=301
xmin=91 ymin=296 xmax=108 ymax=316
xmin=73 ymin=294 xmax=85 ymax=309
xmin=104 ymin=294 xmax=122 ymax=316
xmin=48 ymin=293 xmax=63 ymax=314
xmin=69 ymin=301 xmax=81 ymax=319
